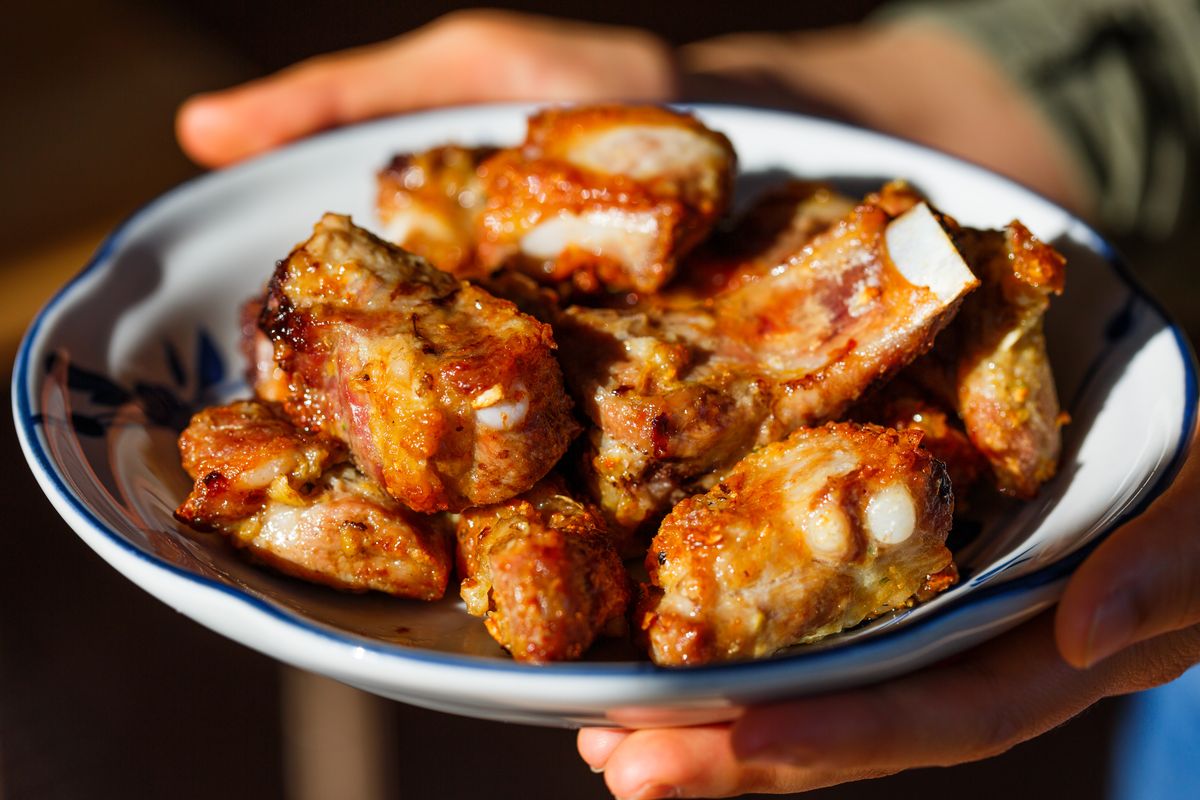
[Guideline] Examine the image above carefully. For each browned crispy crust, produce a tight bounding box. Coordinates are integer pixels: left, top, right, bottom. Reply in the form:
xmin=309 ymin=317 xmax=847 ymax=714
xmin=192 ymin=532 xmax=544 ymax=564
xmin=850 ymin=378 xmax=989 ymax=498
xmin=238 ymin=465 xmax=454 ymax=600
xmin=456 ymin=478 xmax=631 ymax=662
xmin=641 ymin=422 xmax=955 ymax=666
xmin=951 ymin=221 xmax=1066 ymax=498
xmin=176 ymin=401 xmax=452 ymax=600
xmin=261 ymin=213 xmax=578 ymax=513
xmin=864 ymin=179 xmax=927 ymax=218
xmin=672 ymin=181 xmax=856 ymax=302
xmin=177 ymin=400 xmax=344 ymax=528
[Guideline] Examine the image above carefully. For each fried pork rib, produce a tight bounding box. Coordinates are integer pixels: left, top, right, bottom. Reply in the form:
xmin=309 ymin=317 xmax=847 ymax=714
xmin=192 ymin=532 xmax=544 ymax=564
xmin=260 ymin=213 xmax=577 ymax=513
xmin=951 ymin=222 xmax=1066 ymax=498
xmin=862 ymin=183 xmax=1067 ymax=498
xmin=176 ymin=401 xmax=453 ymax=599
xmin=675 ymin=181 xmax=856 ymax=301
xmin=640 ymin=423 xmax=955 ymax=666
xmin=455 ymin=479 xmax=630 ymax=663
xmin=559 ymin=201 xmax=979 ymax=534
xmin=474 ymin=105 xmax=735 ymax=294
xmin=376 ymin=145 xmax=496 ymax=277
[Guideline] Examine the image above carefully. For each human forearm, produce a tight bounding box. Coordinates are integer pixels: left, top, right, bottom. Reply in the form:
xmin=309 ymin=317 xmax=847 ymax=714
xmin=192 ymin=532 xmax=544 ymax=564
xmin=680 ymin=22 xmax=1091 ymax=216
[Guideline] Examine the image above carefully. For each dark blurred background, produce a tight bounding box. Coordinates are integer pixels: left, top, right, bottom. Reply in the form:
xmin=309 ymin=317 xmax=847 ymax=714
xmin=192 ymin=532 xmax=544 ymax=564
xmin=3 ymin=1 xmax=1167 ymax=797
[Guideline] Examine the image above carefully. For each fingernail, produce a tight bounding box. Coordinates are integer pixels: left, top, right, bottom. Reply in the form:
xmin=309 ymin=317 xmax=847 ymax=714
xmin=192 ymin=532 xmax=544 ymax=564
xmin=181 ymin=97 xmax=224 ymax=129
xmin=1084 ymin=592 xmax=1138 ymax=667
xmin=590 ymin=765 xmax=605 ymax=774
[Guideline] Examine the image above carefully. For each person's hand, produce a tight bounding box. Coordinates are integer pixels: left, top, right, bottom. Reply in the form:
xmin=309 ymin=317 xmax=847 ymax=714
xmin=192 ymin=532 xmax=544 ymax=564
xmin=577 ymin=438 xmax=1200 ymax=798
xmin=176 ymin=10 xmax=675 ymax=168
xmin=175 ymin=12 xmax=1086 ymax=216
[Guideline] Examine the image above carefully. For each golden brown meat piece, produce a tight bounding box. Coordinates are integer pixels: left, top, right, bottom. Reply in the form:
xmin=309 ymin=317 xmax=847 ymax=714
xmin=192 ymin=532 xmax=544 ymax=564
xmin=234 ymin=465 xmax=453 ymax=599
xmin=376 ymin=145 xmax=496 ymax=277
xmin=177 ymin=400 xmax=343 ymax=527
xmin=850 ymin=379 xmax=988 ymax=498
xmin=558 ymin=200 xmax=979 ymax=534
xmin=640 ymin=423 xmax=955 ymax=666
xmin=475 ymin=105 xmax=735 ymax=294
xmin=917 ymin=221 xmax=1067 ymax=498
xmin=261 ymin=213 xmax=577 ymax=513
xmin=455 ymin=478 xmax=630 ymax=663
xmin=176 ymin=401 xmax=453 ymax=599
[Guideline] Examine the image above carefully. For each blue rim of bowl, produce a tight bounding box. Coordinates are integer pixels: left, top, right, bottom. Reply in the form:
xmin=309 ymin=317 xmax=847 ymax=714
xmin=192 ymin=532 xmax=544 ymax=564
xmin=12 ymin=104 xmax=1199 ymax=681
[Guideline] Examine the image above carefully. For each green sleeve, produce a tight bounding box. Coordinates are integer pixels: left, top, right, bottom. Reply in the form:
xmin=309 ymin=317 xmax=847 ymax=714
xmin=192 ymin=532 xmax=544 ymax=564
xmin=876 ymin=0 xmax=1200 ymax=236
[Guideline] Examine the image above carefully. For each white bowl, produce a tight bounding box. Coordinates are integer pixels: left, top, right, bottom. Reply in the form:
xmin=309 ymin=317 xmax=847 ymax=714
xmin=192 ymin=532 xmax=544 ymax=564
xmin=14 ymin=104 xmax=1196 ymax=728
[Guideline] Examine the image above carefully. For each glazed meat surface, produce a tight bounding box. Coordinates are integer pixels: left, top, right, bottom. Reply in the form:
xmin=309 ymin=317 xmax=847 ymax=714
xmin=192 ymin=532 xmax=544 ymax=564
xmin=456 ymin=478 xmax=630 ymax=663
xmin=850 ymin=379 xmax=988 ymax=500
xmin=675 ymin=181 xmax=856 ymax=301
xmin=475 ymin=105 xmax=735 ymax=293
xmin=261 ymin=213 xmax=577 ymax=513
xmin=176 ymin=401 xmax=453 ymax=599
xmin=376 ymin=145 xmax=496 ymax=277
xmin=640 ymin=423 xmax=955 ymax=666
xmin=951 ymin=222 xmax=1066 ymax=498
xmin=559 ymin=200 xmax=979 ymax=533
xmin=239 ymin=465 xmax=453 ymax=599
xmin=862 ymin=183 xmax=1067 ymax=498
xmin=177 ymin=400 xmax=343 ymax=527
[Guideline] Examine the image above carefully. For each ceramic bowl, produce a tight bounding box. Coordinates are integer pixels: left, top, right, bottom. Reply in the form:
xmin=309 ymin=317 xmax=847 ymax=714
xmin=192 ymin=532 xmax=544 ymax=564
xmin=14 ymin=104 xmax=1196 ymax=727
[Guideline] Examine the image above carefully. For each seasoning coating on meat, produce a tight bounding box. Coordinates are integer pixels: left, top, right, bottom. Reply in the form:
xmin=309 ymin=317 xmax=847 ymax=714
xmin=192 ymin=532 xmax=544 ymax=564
xmin=455 ymin=478 xmax=630 ymax=663
xmin=261 ymin=213 xmax=578 ymax=512
xmin=176 ymin=401 xmax=453 ymax=599
xmin=951 ymin=222 xmax=1066 ymax=498
xmin=475 ymin=105 xmax=735 ymax=294
xmin=177 ymin=400 xmax=344 ymax=527
xmin=851 ymin=383 xmax=988 ymax=499
xmin=376 ymin=145 xmax=496 ymax=277
xmin=640 ymin=423 xmax=955 ymax=666
xmin=559 ymin=201 xmax=979 ymax=534
xmin=242 ymin=465 xmax=454 ymax=599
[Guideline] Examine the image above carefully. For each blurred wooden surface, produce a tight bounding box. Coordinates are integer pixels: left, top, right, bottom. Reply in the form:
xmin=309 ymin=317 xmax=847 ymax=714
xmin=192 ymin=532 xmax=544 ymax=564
xmin=8 ymin=1 xmax=1197 ymax=798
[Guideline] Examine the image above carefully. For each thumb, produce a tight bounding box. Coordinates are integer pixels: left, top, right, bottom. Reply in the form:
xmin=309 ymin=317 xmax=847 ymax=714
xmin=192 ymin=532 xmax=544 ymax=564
xmin=1056 ymin=434 xmax=1200 ymax=668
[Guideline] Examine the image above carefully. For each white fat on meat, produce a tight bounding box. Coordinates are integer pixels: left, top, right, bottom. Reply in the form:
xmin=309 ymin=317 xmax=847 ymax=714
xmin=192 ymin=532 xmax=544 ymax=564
xmin=520 ymin=210 xmax=660 ymax=269
xmin=562 ymin=124 xmax=728 ymax=185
